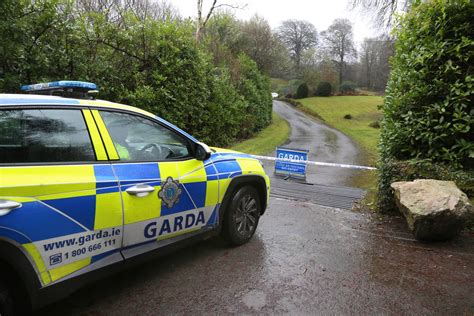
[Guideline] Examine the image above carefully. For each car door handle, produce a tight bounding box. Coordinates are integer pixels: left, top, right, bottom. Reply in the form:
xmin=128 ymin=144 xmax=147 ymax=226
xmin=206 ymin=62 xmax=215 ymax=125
xmin=0 ymin=200 xmax=22 ymax=216
xmin=125 ymin=184 xmax=155 ymax=197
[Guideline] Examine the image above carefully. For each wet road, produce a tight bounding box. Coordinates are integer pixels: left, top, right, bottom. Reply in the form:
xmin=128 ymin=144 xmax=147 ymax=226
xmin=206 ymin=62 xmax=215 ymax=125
xmin=41 ymin=198 xmax=474 ymax=315
xmin=267 ymin=100 xmax=361 ymax=186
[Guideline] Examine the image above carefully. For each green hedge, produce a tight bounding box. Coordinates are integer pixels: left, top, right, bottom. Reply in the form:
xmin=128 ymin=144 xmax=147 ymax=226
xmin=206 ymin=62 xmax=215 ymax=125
xmin=378 ymin=0 xmax=474 ymax=210
xmin=0 ymin=1 xmax=272 ymax=148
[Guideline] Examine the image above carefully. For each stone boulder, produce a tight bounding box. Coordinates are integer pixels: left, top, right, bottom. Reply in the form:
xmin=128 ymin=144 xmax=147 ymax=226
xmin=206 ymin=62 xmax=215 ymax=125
xmin=391 ymin=179 xmax=474 ymax=241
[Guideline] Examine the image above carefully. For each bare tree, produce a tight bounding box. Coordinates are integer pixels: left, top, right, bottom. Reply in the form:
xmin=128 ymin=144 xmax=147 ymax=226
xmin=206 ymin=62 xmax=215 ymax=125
xmin=237 ymin=15 xmax=287 ymax=74
xmin=360 ymin=38 xmax=378 ymax=89
xmin=350 ymin=0 xmax=412 ymax=27
xmin=76 ymin=0 xmax=179 ymax=23
xmin=359 ymin=35 xmax=394 ymax=91
xmin=133 ymin=0 xmax=179 ymax=22
xmin=277 ymin=20 xmax=318 ymax=74
xmin=321 ymin=18 xmax=357 ymax=85
xmin=195 ymin=0 xmax=244 ymax=42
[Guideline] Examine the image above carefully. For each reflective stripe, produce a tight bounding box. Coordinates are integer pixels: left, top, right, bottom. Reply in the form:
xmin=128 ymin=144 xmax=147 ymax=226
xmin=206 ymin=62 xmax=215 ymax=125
xmin=23 ymin=243 xmax=52 ymax=285
xmin=82 ymin=110 xmax=108 ymax=161
xmin=91 ymin=110 xmax=119 ymax=160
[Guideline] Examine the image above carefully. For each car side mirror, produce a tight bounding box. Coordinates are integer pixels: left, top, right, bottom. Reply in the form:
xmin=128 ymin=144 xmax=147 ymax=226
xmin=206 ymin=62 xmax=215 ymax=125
xmin=195 ymin=142 xmax=212 ymax=161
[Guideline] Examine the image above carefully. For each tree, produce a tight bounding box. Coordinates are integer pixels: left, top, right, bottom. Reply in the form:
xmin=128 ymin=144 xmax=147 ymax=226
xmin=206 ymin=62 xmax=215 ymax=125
xmin=350 ymin=0 xmax=413 ymax=27
xmin=321 ymin=19 xmax=357 ymax=86
xmin=360 ymin=38 xmax=377 ymax=89
xmin=195 ymin=0 xmax=243 ymax=42
xmin=238 ymin=15 xmax=285 ymax=74
xmin=277 ymin=20 xmax=318 ymax=74
xmin=359 ymin=35 xmax=394 ymax=91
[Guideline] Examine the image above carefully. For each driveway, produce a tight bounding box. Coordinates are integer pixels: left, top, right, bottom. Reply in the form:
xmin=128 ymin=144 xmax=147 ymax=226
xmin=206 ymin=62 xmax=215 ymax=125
xmin=267 ymin=100 xmax=361 ymax=186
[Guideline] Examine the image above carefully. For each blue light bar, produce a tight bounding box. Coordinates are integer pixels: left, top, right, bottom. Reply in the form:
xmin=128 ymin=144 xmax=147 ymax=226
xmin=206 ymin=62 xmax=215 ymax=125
xmin=21 ymin=81 xmax=98 ymax=92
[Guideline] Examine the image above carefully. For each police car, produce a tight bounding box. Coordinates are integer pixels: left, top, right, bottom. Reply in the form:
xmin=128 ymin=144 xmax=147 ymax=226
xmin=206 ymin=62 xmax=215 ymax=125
xmin=0 ymin=81 xmax=270 ymax=314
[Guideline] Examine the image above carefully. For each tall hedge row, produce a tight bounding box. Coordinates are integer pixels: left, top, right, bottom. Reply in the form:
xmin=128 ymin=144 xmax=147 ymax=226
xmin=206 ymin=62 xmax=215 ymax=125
xmin=0 ymin=0 xmax=272 ymax=147
xmin=378 ymin=0 xmax=474 ymax=210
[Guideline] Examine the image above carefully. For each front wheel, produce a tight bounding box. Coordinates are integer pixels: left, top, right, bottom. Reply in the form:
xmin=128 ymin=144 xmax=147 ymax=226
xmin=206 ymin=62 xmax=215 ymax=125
xmin=0 ymin=281 xmax=14 ymax=316
xmin=221 ymin=186 xmax=261 ymax=246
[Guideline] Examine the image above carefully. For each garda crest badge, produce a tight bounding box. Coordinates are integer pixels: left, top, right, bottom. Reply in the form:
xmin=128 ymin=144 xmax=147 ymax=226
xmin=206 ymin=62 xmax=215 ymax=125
xmin=158 ymin=177 xmax=182 ymax=208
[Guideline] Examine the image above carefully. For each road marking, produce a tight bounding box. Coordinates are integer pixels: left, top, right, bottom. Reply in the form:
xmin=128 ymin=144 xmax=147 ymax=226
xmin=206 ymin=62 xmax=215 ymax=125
xmin=251 ymin=155 xmax=377 ymax=171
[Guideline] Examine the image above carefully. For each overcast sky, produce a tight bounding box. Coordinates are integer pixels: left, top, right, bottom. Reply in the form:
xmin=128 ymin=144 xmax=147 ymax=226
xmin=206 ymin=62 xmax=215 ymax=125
xmin=170 ymin=0 xmax=380 ymax=44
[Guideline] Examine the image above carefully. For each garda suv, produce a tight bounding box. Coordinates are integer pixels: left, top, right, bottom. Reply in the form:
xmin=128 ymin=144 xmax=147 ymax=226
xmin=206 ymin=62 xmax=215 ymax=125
xmin=0 ymin=81 xmax=270 ymax=314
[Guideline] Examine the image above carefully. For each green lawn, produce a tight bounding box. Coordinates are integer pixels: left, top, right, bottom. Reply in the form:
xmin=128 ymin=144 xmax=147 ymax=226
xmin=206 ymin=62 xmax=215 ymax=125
xmin=299 ymin=96 xmax=383 ymax=165
xmin=229 ymin=112 xmax=290 ymax=155
xmin=270 ymin=78 xmax=289 ymax=92
xmin=356 ymin=88 xmax=380 ymax=96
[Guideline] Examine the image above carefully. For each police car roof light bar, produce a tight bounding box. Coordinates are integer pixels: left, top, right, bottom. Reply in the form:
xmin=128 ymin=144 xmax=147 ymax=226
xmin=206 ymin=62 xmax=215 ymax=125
xmin=20 ymin=81 xmax=99 ymax=100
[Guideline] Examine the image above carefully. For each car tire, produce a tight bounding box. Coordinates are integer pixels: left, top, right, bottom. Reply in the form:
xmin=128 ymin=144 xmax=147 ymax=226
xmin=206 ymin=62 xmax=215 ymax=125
xmin=0 ymin=281 xmax=14 ymax=316
xmin=221 ymin=186 xmax=261 ymax=246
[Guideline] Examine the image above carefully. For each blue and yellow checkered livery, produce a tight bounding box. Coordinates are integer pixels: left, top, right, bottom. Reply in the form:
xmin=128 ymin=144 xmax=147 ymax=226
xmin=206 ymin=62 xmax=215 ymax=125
xmin=0 ymin=94 xmax=270 ymax=288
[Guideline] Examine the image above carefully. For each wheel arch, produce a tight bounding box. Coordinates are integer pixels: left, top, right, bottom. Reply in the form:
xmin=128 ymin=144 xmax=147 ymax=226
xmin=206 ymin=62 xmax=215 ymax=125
xmin=0 ymin=239 xmax=42 ymax=309
xmin=218 ymin=175 xmax=268 ymax=228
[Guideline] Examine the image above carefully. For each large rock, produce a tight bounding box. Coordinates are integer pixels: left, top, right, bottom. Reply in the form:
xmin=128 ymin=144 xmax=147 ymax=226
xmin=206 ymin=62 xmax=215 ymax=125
xmin=391 ymin=179 xmax=474 ymax=241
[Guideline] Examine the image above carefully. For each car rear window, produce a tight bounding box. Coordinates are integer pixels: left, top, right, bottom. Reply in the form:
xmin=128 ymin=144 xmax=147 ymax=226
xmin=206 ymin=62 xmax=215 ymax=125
xmin=0 ymin=109 xmax=96 ymax=164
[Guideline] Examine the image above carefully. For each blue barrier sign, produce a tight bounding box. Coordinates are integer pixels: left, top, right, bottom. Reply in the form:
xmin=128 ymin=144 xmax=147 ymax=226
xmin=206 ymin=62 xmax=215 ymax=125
xmin=274 ymin=147 xmax=309 ymax=178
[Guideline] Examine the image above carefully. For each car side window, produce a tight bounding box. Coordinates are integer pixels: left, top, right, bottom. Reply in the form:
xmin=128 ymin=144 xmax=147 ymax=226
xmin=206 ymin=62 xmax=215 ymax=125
xmin=0 ymin=109 xmax=96 ymax=164
xmin=99 ymin=111 xmax=191 ymax=161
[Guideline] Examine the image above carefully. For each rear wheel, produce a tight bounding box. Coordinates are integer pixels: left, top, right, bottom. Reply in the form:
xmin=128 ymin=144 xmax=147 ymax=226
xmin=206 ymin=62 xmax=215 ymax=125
xmin=221 ymin=186 xmax=261 ymax=246
xmin=0 ymin=281 xmax=14 ymax=316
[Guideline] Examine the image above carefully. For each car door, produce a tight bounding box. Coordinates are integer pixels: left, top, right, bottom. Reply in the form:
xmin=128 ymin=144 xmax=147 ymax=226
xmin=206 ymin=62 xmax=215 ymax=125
xmin=94 ymin=109 xmax=220 ymax=258
xmin=0 ymin=107 xmax=123 ymax=287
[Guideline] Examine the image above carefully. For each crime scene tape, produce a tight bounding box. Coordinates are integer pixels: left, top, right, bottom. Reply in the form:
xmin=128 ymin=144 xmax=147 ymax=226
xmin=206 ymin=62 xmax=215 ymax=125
xmin=251 ymin=155 xmax=377 ymax=171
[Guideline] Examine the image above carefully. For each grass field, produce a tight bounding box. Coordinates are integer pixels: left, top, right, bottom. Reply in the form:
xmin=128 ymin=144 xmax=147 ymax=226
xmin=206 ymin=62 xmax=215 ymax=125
xmin=270 ymin=78 xmax=289 ymax=92
xmin=229 ymin=112 xmax=290 ymax=155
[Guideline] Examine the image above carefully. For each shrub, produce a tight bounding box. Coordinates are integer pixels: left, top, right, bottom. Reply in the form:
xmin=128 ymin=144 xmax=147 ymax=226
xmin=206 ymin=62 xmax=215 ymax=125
xmin=316 ymin=82 xmax=332 ymax=96
xmin=340 ymin=81 xmax=357 ymax=94
xmin=295 ymin=83 xmax=309 ymax=99
xmin=369 ymin=121 xmax=380 ymax=128
xmin=378 ymin=0 xmax=474 ymax=211
xmin=343 ymin=114 xmax=352 ymax=119
xmin=235 ymin=54 xmax=273 ymax=136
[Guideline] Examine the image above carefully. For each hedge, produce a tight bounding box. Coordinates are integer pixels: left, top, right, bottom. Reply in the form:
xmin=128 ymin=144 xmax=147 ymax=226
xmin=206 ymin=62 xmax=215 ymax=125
xmin=378 ymin=0 xmax=474 ymax=211
xmin=0 ymin=1 xmax=272 ymax=148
